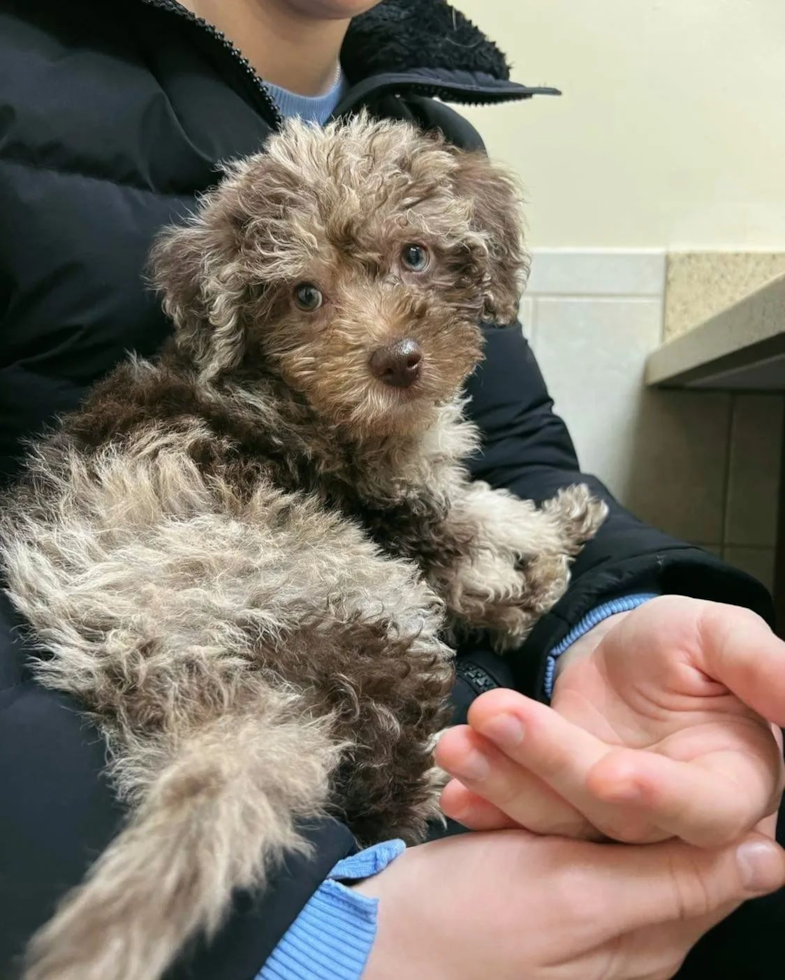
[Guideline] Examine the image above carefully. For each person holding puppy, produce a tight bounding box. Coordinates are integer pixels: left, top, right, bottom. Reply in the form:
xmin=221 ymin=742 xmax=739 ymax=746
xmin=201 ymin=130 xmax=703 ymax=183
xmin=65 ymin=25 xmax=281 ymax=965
xmin=0 ymin=2 xmax=783 ymax=980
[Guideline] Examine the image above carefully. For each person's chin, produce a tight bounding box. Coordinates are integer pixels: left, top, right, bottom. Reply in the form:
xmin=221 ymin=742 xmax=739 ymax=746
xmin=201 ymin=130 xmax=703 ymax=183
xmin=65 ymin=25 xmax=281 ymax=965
xmin=284 ymin=0 xmax=383 ymax=22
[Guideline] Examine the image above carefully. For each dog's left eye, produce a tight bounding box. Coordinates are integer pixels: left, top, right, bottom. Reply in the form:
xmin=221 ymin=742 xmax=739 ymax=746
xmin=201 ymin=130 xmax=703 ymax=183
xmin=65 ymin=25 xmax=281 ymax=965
xmin=401 ymin=244 xmax=430 ymax=272
xmin=293 ymin=283 xmax=324 ymax=312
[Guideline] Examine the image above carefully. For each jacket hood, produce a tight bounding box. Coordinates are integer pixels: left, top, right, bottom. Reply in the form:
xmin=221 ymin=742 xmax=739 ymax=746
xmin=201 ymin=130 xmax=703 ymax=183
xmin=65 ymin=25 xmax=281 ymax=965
xmin=344 ymin=0 xmax=511 ymax=82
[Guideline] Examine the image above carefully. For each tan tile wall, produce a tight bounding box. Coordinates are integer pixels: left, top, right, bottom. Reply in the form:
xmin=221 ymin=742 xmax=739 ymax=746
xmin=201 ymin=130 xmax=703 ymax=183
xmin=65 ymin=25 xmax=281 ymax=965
xmin=722 ymin=394 xmax=783 ymax=591
xmin=664 ymin=252 xmax=785 ymax=341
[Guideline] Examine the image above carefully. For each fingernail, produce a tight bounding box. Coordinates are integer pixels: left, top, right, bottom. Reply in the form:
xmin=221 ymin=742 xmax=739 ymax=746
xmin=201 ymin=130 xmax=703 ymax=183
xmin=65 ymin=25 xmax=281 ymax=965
xmin=450 ymin=749 xmax=490 ymax=782
xmin=481 ymin=714 xmax=524 ymax=749
xmin=737 ymin=840 xmax=783 ymax=893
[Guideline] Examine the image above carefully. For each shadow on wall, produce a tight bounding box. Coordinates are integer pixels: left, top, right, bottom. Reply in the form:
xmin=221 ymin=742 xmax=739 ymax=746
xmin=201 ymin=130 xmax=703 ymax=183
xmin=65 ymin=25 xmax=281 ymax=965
xmin=624 ymin=388 xmax=783 ymax=592
xmin=623 ymin=386 xmax=730 ymax=550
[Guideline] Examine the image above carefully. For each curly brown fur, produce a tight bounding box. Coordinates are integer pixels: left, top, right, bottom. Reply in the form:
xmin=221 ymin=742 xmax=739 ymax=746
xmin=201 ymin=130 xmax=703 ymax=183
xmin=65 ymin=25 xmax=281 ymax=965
xmin=1 ymin=114 xmax=606 ymax=980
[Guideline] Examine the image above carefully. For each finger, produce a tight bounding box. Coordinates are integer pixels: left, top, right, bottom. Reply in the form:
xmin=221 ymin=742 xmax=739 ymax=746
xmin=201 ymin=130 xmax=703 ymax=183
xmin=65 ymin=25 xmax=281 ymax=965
xmin=582 ymin=833 xmax=785 ymax=939
xmin=596 ymin=901 xmax=741 ymax=980
xmin=600 ymin=813 xmax=783 ymax=975
xmin=590 ymin=739 xmax=783 ymax=847
xmin=435 ymin=723 xmax=590 ymax=836
xmin=439 ymin=779 xmax=520 ymax=830
xmin=697 ymin=603 xmax=785 ymax=726
xmin=756 ymin=809 xmax=780 ymax=839
xmin=467 ymin=690 xmax=660 ymax=841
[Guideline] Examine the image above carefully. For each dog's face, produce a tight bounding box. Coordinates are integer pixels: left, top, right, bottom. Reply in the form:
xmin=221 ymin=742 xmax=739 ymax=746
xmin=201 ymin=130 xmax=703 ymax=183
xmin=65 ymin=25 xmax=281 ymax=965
xmin=151 ymin=115 xmax=527 ymax=439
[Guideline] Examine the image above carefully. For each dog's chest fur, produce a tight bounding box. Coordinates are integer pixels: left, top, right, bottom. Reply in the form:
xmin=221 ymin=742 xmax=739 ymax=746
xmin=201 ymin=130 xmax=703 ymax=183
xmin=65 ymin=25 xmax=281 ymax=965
xmin=61 ymin=353 xmax=471 ymax=577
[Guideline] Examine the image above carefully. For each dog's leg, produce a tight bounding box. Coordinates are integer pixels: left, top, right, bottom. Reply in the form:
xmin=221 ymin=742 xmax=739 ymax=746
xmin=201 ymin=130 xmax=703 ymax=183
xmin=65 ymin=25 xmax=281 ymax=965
xmin=434 ymin=480 xmax=607 ymax=650
xmin=23 ymin=693 xmax=341 ymax=980
xmin=539 ymin=484 xmax=610 ymax=555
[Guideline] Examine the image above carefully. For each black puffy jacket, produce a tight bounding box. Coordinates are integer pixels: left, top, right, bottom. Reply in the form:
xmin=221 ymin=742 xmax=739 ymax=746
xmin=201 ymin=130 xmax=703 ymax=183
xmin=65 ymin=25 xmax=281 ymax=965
xmin=0 ymin=1 xmax=775 ymax=977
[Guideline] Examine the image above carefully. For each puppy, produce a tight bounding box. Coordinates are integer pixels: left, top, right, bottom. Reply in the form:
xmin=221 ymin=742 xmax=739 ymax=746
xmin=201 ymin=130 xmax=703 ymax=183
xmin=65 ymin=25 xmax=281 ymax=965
xmin=1 ymin=114 xmax=606 ymax=980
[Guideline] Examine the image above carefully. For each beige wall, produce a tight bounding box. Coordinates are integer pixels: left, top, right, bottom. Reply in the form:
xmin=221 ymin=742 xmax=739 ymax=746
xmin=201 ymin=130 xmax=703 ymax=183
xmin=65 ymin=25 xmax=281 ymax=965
xmin=455 ymin=0 xmax=785 ymax=249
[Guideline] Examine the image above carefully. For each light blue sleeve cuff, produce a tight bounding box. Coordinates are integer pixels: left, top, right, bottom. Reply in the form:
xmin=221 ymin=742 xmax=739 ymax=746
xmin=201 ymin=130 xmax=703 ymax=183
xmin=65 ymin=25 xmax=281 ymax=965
xmin=256 ymin=839 xmax=405 ymax=980
xmin=543 ymin=593 xmax=659 ymax=700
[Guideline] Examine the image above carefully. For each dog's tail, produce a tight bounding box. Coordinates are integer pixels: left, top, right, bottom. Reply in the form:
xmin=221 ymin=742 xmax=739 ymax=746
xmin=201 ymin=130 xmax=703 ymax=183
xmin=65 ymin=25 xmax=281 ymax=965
xmin=24 ymin=697 xmax=341 ymax=980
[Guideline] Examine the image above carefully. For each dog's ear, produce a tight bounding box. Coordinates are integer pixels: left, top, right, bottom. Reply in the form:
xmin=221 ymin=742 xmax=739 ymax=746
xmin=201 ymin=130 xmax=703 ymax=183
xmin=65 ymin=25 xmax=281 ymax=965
xmin=149 ymin=186 xmax=249 ymax=381
xmin=451 ymin=151 xmax=528 ymax=324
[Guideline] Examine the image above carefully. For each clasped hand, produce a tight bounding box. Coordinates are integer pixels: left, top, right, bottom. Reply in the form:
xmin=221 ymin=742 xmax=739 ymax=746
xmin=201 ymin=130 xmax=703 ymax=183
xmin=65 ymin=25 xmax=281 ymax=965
xmin=438 ymin=596 xmax=785 ymax=847
xmin=356 ymin=597 xmax=785 ymax=980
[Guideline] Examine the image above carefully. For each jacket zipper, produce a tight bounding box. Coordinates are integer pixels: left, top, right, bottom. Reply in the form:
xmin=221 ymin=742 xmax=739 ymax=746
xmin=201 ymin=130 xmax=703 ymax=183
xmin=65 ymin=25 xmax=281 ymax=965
xmin=139 ymin=0 xmax=284 ymax=128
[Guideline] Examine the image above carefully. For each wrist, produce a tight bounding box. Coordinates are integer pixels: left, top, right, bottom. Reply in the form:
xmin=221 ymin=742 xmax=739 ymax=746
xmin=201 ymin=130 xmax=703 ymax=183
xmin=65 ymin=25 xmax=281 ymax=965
xmin=545 ymin=593 xmax=659 ymax=698
xmin=258 ymin=840 xmax=405 ymax=980
xmin=351 ymin=847 xmax=435 ymax=980
xmin=554 ymin=610 xmax=632 ymax=681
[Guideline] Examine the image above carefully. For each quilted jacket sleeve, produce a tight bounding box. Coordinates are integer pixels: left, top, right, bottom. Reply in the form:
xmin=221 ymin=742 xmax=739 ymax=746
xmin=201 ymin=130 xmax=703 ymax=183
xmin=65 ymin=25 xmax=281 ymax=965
xmin=463 ymin=324 xmax=775 ymax=698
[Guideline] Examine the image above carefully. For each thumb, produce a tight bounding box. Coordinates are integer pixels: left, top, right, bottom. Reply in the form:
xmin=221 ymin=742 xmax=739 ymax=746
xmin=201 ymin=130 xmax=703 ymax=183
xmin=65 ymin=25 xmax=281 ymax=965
xmin=592 ymin=833 xmax=785 ymax=938
xmin=696 ymin=603 xmax=785 ymax=726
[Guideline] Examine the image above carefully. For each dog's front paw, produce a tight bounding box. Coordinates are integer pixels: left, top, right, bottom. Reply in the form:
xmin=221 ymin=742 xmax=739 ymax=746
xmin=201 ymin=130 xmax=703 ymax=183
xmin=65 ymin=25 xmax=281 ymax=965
xmin=487 ymin=551 xmax=572 ymax=652
xmin=542 ymin=484 xmax=608 ymax=555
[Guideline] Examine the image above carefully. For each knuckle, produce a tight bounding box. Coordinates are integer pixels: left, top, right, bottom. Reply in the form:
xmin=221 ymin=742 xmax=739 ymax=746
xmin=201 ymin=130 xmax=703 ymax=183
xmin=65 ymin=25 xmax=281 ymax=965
xmin=487 ymin=776 xmax=522 ymax=808
xmin=712 ymin=814 xmax=751 ymax=848
xmin=667 ymin=851 xmax=715 ymax=920
xmin=698 ymin=602 xmax=764 ymax=652
xmin=700 ymin=797 xmax=756 ymax=849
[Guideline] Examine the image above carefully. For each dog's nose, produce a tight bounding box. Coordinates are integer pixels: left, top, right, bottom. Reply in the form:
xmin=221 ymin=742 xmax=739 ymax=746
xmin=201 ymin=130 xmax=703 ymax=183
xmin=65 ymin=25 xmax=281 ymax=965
xmin=369 ymin=340 xmax=422 ymax=388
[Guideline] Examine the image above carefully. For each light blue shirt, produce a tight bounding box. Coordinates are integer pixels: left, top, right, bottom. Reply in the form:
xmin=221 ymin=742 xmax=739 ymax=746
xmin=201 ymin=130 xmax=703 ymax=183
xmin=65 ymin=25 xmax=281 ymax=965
xmin=266 ymin=69 xmax=349 ymax=126
xmin=258 ymin=840 xmax=404 ymax=980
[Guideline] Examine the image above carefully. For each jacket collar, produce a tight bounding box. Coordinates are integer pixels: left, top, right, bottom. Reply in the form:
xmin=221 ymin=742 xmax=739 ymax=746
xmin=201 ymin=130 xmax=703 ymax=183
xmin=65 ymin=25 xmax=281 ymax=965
xmin=339 ymin=0 xmax=560 ymax=110
xmin=342 ymin=2 xmax=559 ymax=106
xmin=344 ymin=1 xmax=514 ymax=83
xmin=139 ymin=0 xmax=558 ymax=112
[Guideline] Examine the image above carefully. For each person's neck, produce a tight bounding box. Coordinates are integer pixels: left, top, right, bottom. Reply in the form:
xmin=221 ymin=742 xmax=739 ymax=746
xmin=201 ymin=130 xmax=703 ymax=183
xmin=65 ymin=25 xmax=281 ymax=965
xmin=179 ymin=1 xmax=347 ymax=95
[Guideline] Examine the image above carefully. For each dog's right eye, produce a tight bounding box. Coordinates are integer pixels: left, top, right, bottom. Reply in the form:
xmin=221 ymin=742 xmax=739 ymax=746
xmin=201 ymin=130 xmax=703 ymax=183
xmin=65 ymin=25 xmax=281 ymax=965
xmin=401 ymin=244 xmax=430 ymax=272
xmin=293 ymin=283 xmax=323 ymax=312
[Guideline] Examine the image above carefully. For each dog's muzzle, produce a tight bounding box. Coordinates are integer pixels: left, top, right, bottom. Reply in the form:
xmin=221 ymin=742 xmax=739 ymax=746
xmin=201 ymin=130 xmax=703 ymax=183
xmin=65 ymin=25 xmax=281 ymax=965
xmin=368 ymin=339 xmax=422 ymax=388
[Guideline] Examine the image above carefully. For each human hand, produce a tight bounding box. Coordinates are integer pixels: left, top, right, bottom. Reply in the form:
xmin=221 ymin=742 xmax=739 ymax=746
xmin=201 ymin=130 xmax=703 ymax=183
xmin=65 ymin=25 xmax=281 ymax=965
xmin=436 ymin=596 xmax=785 ymax=846
xmin=355 ymin=822 xmax=785 ymax=980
